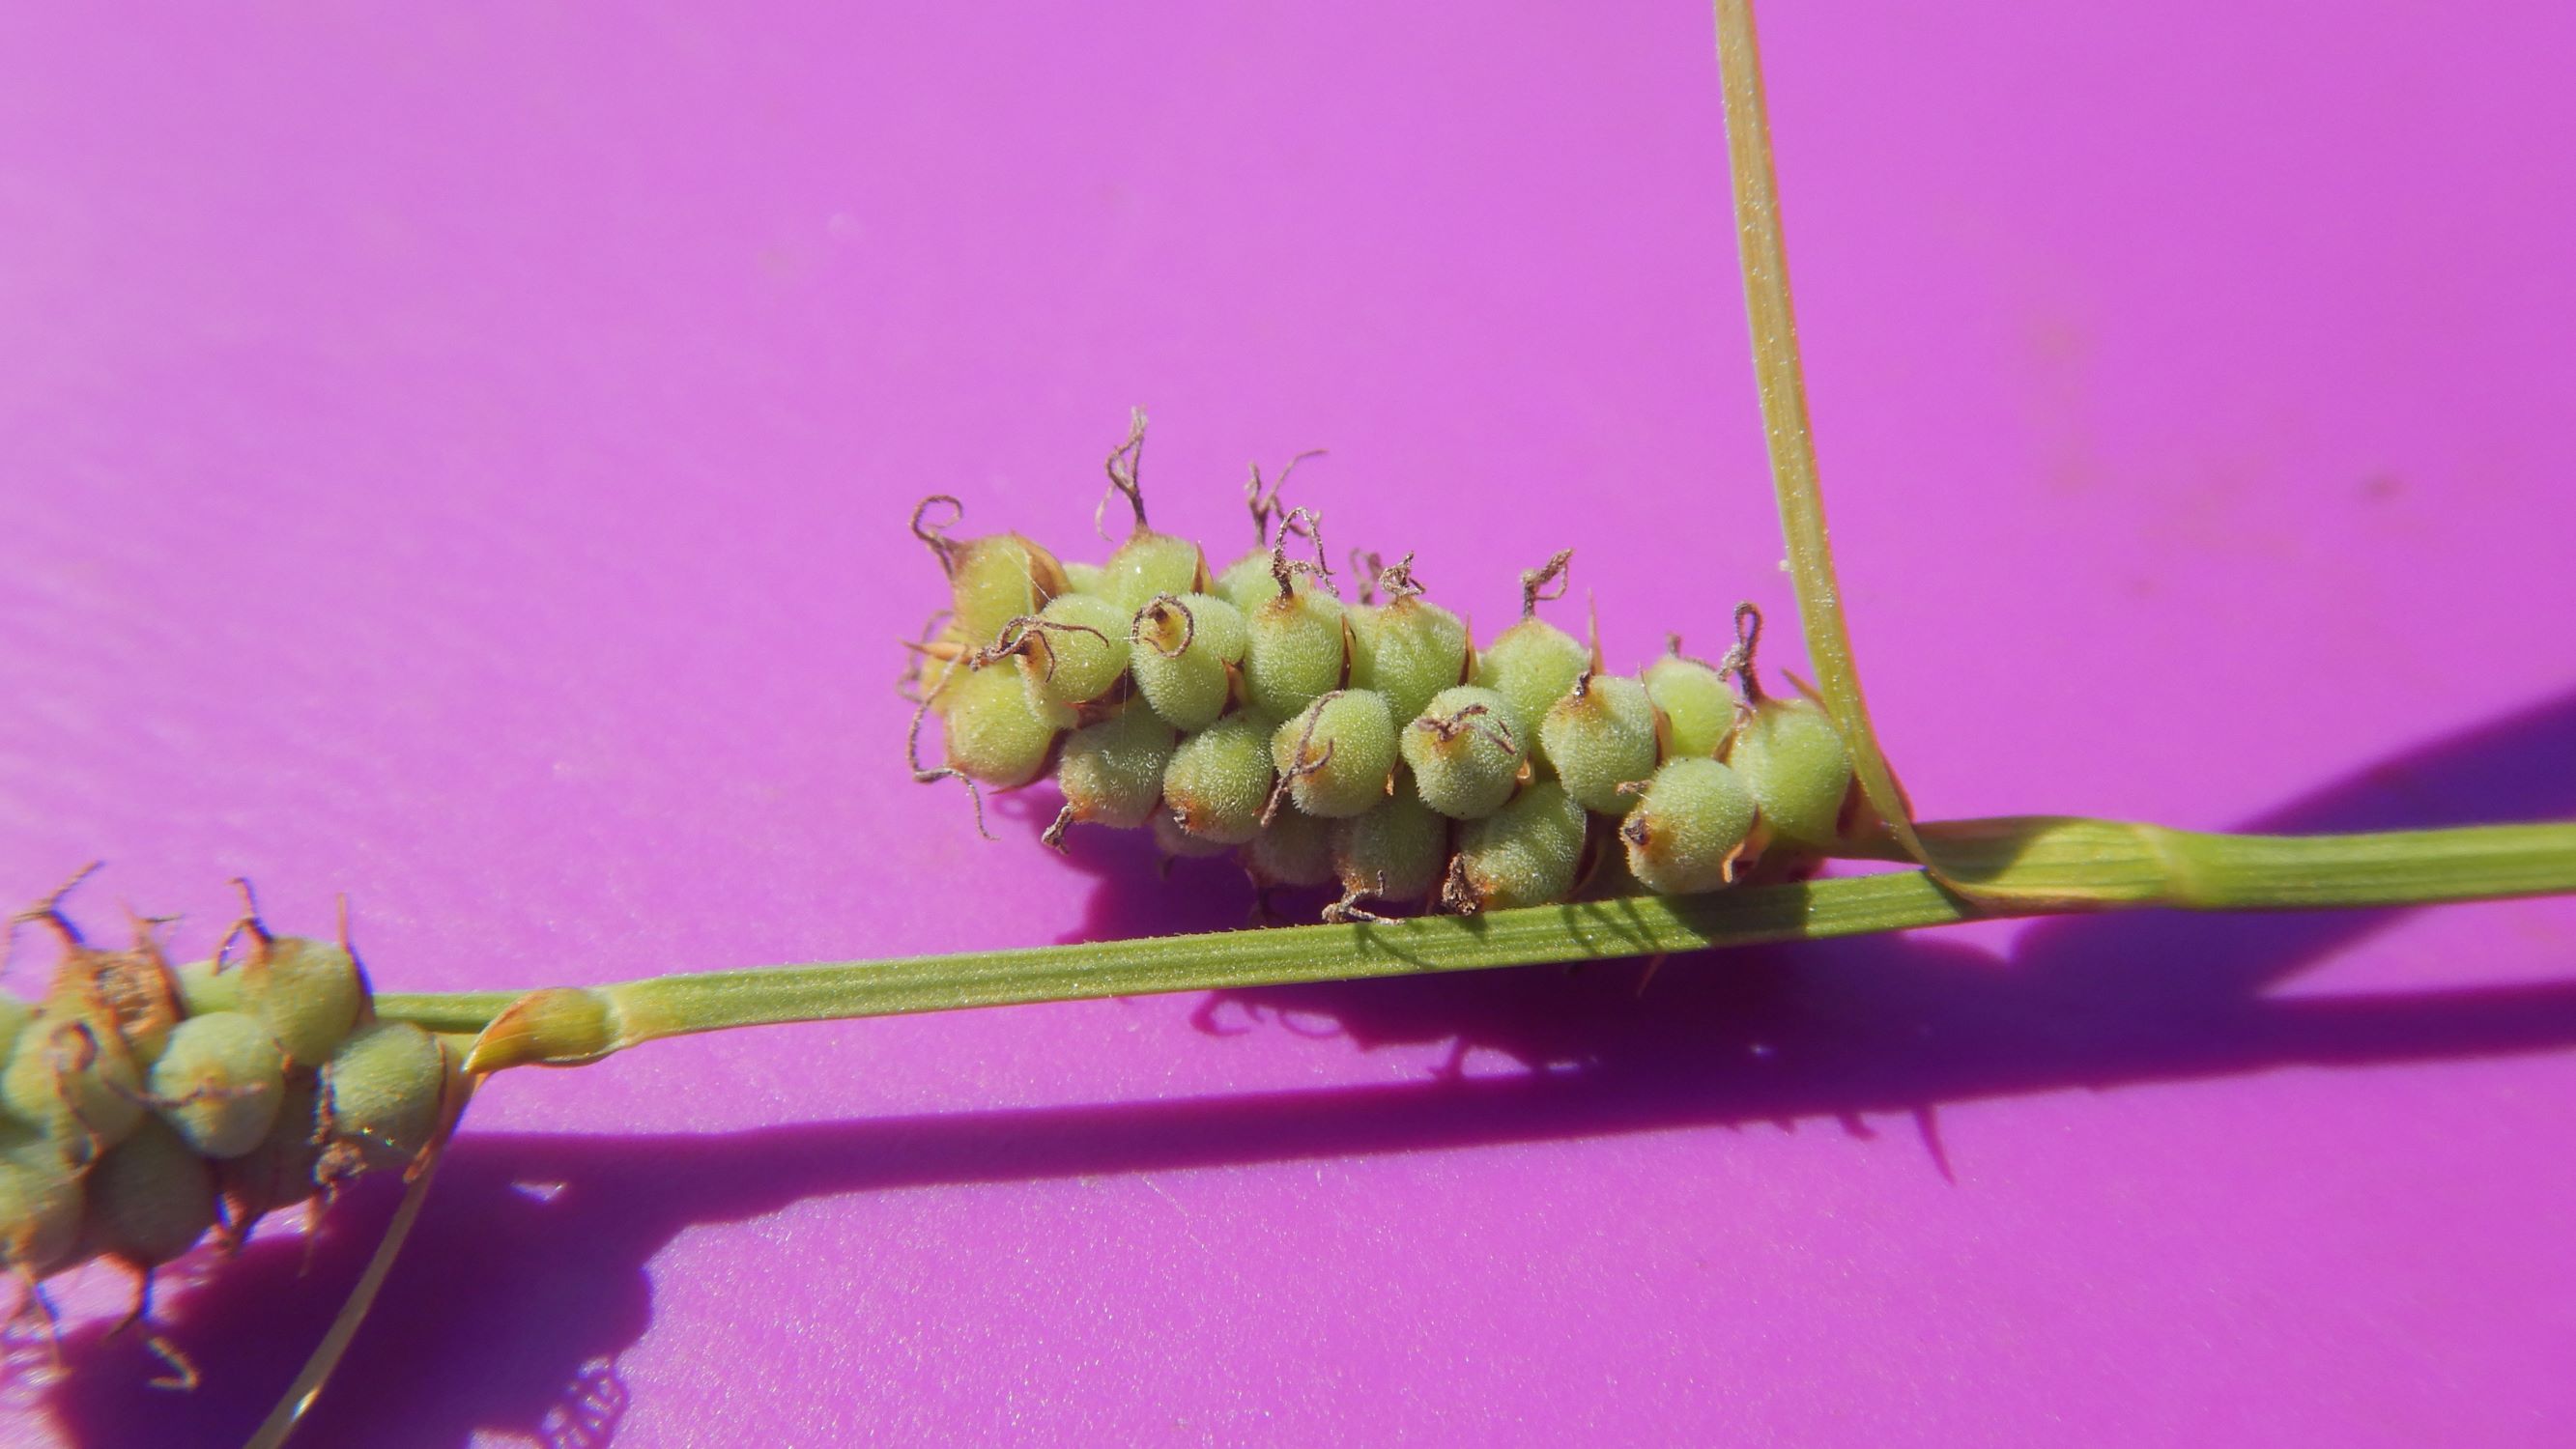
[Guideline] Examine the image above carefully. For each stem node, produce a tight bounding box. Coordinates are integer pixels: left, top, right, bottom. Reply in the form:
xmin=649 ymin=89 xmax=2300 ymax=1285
xmin=465 ymin=987 xmax=622 ymax=1073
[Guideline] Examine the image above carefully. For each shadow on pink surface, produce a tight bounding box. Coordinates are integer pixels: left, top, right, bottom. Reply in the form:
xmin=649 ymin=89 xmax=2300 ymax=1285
xmin=37 ymin=685 xmax=2576 ymax=1448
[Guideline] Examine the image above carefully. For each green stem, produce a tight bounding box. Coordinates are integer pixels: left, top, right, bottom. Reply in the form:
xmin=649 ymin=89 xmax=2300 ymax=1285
xmin=377 ymin=816 xmax=2576 ymax=1071
xmin=1711 ymin=0 xmax=1931 ymax=869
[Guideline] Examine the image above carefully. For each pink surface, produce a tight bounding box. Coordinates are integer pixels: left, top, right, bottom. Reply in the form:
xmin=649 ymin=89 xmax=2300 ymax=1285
xmin=4 ymin=4 xmax=2574 ymax=1445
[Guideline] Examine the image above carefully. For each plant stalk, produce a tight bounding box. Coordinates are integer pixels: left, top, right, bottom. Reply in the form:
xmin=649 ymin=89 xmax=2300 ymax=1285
xmin=1711 ymin=0 xmax=1932 ymax=870
xmin=373 ymin=817 xmax=2576 ymax=1072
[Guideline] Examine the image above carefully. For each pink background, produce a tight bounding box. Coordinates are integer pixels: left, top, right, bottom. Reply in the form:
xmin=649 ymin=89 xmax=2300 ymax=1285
xmin=6 ymin=3 xmax=2575 ymax=1445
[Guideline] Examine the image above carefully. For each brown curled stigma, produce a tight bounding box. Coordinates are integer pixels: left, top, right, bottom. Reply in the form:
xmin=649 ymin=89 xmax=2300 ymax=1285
xmin=1416 ymin=701 xmax=1517 ymax=756
xmin=143 ymin=1334 xmax=199 ymax=1392
xmin=1663 ymin=632 xmax=1723 ymax=671
xmin=1615 ymin=780 xmax=1657 ymax=848
xmin=1349 ymin=550 xmax=1384 ymax=605
xmin=72 ymin=906 xmax=183 ymax=1046
xmin=212 ymin=875 xmax=275 ymax=971
xmin=1519 ymin=549 xmax=1574 ymax=618
xmin=6 ymin=860 xmax=105 ymax=961
xmin=39 ymin=1018 xmax=115 ymax=1165
xmin=902 ymin=660 xmax=995 ymax=841
xmin=1260 ymin=694 xmax=1343 ymax=827
xmin=1719 ymin=601 xmax=1767 ymax=705
xmin=1321 ymin=869 xmax=1392 ymax=924
xmin=1439 ymin=855 xmax=1481 ymax=916
xmin=42 ymin=1016 xmax=104 ymax=1081
xmin=966 ymin=615 xmax=1111 ymax=682
xmin=1131 ymin=593 xmax=1198 ymax=659
xmin=1268 ymin=506 xmax=1336 ymax=600
xmin=1373 ymin=553 xmax=1424 ymax=605
xmin=909 ymin=496 xmax=968 ymax=577
xmin=1040 ymin=805 xmax=1076 ymax=854
xmin=108 ymin=1262 xmax=197 ymax=1393
xmin=1096 ymin=406 xmax=1151 ymax=540
xmin=1245 ymin=448 xmax=1327 ymax=546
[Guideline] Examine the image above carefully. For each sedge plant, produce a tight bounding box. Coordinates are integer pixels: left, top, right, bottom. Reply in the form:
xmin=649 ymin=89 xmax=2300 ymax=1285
xmin=4 ymin=3 xmax=2570 ymax=1446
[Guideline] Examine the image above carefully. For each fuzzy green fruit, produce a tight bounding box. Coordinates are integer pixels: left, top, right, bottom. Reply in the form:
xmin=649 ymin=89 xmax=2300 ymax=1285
xmin=1244 ymin=808 xmax=1338 ymax=890
xmin=323 ymin=1021 xmax=452 ymax=1176
xmin=242 ymin=934 xmax=369 ymax=1070
xmin=949 ymin=533 xmax=1066 ymax=646
xmin=1102 ymin=529 xmax=1208 ymax=613
xmin=1243 ymin=587 xmax=1349 ymax=721
xmin=1129 ymin=593 xmax=1248 ymax=731
xmin=1015 ymin=592 xmax=1132 ymax=707
xmin=934 ymin=660 xmax=1077 ymax=788
xmin=1348 ymin=595 xmax=1470 ymax=724
xmin=1540 ymin=674 xmax=1663 ymax=814
xmin=1051 ymin=705 xmax=1180 ymax=841
xmin=1401 ymin=685 xmax=1525 ymax=821
xmin=149 ymin=1009 xmax=287 ymax=1159
xmin=4 ymin=1015 xmax=145 ymax=1162
xmin=0 ymin=1125 xmax=81 ymax=1274
xmin=1644 ymin=648 xmax=1735 ymax=760
xmin=1726 ymin=697 xmax=1854 ymax=851
xmin=1472 ymin=618 xmax=1589 ymax=766
xmin=173 ymin=958 xmax=242 ymax=1017
xmin=1216 ymin=548 xmax=1303 ymax=615
xmin=1331 ymin=774 xmax=1450 ymax=913
xmin=80 ymin=1116 xmax=215 ymax=1267
xmin=1162 ymin=713 xmax=1279 ymax=846
xmin=1620 ymin=757 xmax=1759 ymax=895
xmin=1271 ymin=691 xmax=1399 ymax=819
xmin=1445 ymin=780 xmax=1588 ymax=912
xmin=217 ymin=1071 xmax=324 ymax=1241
